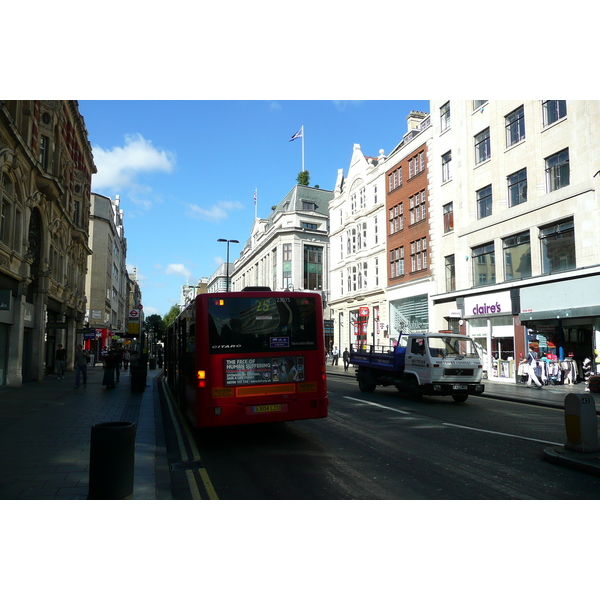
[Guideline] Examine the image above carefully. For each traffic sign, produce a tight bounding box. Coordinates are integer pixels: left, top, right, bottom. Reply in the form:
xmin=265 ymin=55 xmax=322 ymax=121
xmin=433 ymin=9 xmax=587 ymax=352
xmin=129 ymin=310 xmax=139 ymax=318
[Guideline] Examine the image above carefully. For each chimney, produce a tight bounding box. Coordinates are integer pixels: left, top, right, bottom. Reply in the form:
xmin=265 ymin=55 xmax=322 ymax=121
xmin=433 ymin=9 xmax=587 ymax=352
xmin=406 ymin=111 xmax=428 ymax=132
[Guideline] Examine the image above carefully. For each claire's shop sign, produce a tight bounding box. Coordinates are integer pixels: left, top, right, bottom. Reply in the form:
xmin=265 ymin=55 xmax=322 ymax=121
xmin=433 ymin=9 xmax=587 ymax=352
xmin=464 ymin=292 xmax=511 ymax=317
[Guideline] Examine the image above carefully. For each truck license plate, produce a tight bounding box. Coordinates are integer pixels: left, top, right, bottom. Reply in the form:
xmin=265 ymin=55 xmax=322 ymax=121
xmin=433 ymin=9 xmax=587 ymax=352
xmin=452 ymin=385 xmax=467 ymax=390
xmin=253 ymin=404 xmax=282 ymax=413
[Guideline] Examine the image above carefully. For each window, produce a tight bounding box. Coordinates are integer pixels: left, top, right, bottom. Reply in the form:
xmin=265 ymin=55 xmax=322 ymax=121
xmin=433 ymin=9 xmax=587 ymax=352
xmin=39 ymin=136 xmax=50 ymax=170
xmin=301 ymin=201 xmax=316 ymax=211
xmin=374 ymin=185 xmax=378 ymax=204
xmin=282 ymin=243 xmax=292 ymax=289
xmin=542 ymin=101 xmax=567 ymax=127
xmin=340 ymin=272 xmax=344 ymax=296
xmin=389 ymin=204 xmax=403 ymax=234
xmin=540 ymin=219 xmax=575 ymax=274
xmin=445 ymin=255 xmax=456 ymax=292
xmin=440 ymin=102 xmax=451 ymax=132
xmin=301 ymin=222 xmax=318 ymax=230
xmin=359 ymin=188 xmax=366 ymax=209
xmin=388 ymin=167 xmax=402 ymax=192
xmin=474 ymin=128 xmax=490 ymax=164
xmin=476 ymin=185 xmax=493 ymax=219
xmin=410 ymin=238 xmax=427 ymax=272
xmin=375 ymin=258 xmax=379 ymax=286
xmin=472 ymin=242 xmax=496 ymax=286
xmin=390 ymin=247 xmax=404 ymax=278
xmin=409 ymin=190 xmax=426 ymax=224
xmin=505 ymin=106 xmax=525 ymax=147
xmin=545 ymin=148 xmax=570 ymax=192
xmin=503 ymin=231 xmax=531 ymax=280
xmin=0 ymin=201 xmax=9 ymax=243
xmin=374 ymin=216 xmax=378 ymax=244
xmin=473 ymin=100 xmax=487 ymax=110
xmin=304 ymin=245 xmax=323 ymax=290
xmin=507 ymin=168 xmax=527 ymax=207
xmin=443 ymin=202 xmax=454 ymax=233
xmin=272 ymin=248 xmax=277 ymax=290
xmin=442 ymin=151 xmax=452 ymax=183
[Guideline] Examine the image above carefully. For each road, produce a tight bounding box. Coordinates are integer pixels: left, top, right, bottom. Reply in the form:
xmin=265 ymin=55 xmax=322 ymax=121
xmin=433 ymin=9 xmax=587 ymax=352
xmin=177 ymin=374 xmax=600 ymax=500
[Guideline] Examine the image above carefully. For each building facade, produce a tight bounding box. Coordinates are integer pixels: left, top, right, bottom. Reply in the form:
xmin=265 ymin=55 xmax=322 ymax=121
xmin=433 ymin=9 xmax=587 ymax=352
xmin=0 ymin=100 xmax=96 ymax=384
xmin=329 ymin=145 xmax=387 ymax=353
xmin=384 ymin=112 xmax=434 ymax=345
xmin=429 ymin=100 xmax=600 ymax=380
xmin=86 ymin=193 xmax=129 ymax=357
xmin=231 ymin=185 xmax=332 ymax=294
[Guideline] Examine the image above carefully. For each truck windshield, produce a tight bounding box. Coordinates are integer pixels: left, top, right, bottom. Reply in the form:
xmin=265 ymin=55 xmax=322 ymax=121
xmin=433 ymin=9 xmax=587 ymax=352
xmin=428 ymin=336 xmax=480 ymax=358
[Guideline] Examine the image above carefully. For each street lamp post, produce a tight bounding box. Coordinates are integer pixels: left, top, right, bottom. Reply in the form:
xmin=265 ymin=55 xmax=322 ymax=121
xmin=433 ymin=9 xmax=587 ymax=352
xmin=217 ymin=238 xmax=239 ymax=292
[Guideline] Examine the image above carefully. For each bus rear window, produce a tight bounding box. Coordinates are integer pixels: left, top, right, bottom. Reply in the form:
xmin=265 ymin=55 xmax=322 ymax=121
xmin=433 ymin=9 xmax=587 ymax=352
xmin=208 ymin=296 xmax=318 ymax=353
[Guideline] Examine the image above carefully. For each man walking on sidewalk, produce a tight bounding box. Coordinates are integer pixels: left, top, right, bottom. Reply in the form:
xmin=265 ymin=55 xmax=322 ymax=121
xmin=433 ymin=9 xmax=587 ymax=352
xmin=55 ymin=344 xmax=67 ymax=379
xmin=332 ymin=346 xmax=339 ymax=366
xmin=343 ymin=348 xmax=350 ymax=371
xmin=74 ymin=344 xmax=90 ymax=388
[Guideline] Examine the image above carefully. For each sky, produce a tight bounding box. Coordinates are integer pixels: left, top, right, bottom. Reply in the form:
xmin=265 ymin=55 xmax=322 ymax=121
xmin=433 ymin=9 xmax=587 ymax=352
xmin=78 ymin=99 xmax=431 ymax=317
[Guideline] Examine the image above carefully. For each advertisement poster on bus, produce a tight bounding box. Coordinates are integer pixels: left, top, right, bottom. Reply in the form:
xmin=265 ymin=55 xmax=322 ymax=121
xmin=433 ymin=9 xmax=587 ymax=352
xmin=225 ymin=356 xmax=305 ymax=386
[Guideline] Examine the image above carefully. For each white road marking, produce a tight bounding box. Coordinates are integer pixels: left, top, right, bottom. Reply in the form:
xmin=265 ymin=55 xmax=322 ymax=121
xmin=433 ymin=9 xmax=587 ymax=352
xmin=344 ymin=395 xmax=562 ymax=445
xmin=344 ymin=396 xmax=411 ymax=415
xmin=442 ymin=422 xmax=560 ymax=445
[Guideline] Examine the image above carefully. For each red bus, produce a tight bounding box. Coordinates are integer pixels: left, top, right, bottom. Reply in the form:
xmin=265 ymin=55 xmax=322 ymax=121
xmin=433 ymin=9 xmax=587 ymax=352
xmin=165 ymin=289 xmax=329 ymax=428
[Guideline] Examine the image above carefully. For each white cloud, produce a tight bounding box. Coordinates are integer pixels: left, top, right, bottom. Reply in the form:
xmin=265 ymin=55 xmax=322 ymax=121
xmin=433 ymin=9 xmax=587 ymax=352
xmin=165 ymin=263 xmax=192 ymax=278
xmin=186 ymin=200 xmax=245 ymax=222
xmin=92 ymin=133 xmax=176 ymax=192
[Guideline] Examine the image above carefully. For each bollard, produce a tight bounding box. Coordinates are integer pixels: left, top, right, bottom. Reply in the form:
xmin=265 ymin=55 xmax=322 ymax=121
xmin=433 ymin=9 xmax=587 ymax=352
xmin=88 ymin=421 xmax=136 ymax=499
xmin=564 ymin=393 xmax=600 ymax=452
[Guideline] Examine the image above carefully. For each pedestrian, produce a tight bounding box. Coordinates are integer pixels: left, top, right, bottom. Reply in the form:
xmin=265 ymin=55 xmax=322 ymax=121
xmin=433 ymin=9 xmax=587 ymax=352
xmin=114 ymin=345 xmax=124 ymax=382
xmin=123 ymin=349 xmax=130 ymax=371
xmin=343 ymin=348 xmax=350 ymax=371
xmin=74 ymin=344 xmax=90 ymax=388
xmin=102 ymin=348 xmax=118 ymax=389
xmin=55 ymin=344 xmax=67 ymax=379
xmin=525 ymin=345 xmax=542 ymax=389
xmin=332 ymin=346 xmax=339 ymax=366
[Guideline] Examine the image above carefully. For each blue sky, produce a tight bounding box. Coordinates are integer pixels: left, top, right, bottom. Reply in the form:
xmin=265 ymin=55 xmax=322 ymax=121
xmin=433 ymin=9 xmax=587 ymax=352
xmin=79 ymin=100 xmax=430 ymax=317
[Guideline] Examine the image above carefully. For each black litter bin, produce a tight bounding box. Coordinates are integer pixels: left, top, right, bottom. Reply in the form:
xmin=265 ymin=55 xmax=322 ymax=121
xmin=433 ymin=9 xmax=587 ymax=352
xmin=88 ymin=421 xmax=136 ymax=499
xmin=130 ymin=367 xmax=147 ymax=393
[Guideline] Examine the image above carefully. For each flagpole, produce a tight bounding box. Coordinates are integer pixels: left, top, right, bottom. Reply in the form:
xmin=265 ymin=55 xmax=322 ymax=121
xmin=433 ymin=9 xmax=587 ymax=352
xmin=254 ymin=188 xmax=258 ymax=219
xmin=301 ymin=125 xmax=305 ymax=173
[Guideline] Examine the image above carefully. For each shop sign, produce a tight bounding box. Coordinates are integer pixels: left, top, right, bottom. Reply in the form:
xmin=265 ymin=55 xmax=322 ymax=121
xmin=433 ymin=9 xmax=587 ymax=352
xmin=464 ymin=291 xmax=511 ymax=317
xmin=0 ymin=290 xmax=10 ymax=310
xmin=359 ymin=307 xmax=370 ymax=317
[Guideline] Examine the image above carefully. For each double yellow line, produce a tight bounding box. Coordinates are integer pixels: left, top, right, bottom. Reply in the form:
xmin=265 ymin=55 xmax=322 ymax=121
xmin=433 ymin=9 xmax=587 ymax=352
xmin=161 ymin=380 xmax=219 ymax=500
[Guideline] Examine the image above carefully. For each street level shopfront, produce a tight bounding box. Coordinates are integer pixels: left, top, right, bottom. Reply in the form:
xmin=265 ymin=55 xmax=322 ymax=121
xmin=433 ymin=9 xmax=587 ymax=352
xmin=461 ymin=291 xmax=522 ymax=381
xmin=519 ymin=275 xmax=600 ymax=379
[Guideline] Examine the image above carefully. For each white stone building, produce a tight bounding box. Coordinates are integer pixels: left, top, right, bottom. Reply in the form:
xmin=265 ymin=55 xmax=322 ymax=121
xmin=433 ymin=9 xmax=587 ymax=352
xmin=328 ymin=145 xmax=387 ymax=352
xmin=428 ymin=100 xmax=600 ymax=380
xmin=231 ymin=184 xmax=332 ymax=296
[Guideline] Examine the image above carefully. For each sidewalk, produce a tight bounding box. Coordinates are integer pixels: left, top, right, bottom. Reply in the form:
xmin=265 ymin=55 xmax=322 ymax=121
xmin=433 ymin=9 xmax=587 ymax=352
xmin=0 ymin=364 xmax=171 ymax=500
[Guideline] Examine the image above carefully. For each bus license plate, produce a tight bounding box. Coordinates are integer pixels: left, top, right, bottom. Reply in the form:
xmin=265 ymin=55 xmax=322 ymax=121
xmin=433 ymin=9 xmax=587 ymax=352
xmin=253 ymin=404 xmax=282 ymax=413
xmin=452 ymin=385 xmax=467 ymax=390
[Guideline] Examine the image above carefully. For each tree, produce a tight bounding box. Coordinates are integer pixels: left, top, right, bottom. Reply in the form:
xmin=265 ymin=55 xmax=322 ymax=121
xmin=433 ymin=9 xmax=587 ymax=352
xmin=163 ymin=304 xmax=180 ymax=328
xmin=144 ymin=314 xmax=165 ymax=341
xmin=296 ymin=170 xmax=310 ymax=186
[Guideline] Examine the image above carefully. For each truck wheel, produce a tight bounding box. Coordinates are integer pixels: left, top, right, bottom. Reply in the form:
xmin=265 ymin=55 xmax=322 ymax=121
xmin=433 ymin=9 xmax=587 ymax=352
xmin=358 ymin=379 xmax=376 ymax=393
xmin=407 ymin=377 xmax=422 ymax=401
xmin=452 ymin=394 xmax=468 ymax=403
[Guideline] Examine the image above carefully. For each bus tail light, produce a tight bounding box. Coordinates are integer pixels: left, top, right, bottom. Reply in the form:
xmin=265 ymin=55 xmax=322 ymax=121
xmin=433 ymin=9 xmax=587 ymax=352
xmin=321 ymin=364 xmax=326 ymax=381
xmin=198 ymin=370 xmax=206 ymax=388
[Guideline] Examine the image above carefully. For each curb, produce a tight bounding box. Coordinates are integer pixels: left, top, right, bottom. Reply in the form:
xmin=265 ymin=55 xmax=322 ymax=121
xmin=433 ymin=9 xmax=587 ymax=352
xmin=543 ymin=446 xmax=600 ymax=477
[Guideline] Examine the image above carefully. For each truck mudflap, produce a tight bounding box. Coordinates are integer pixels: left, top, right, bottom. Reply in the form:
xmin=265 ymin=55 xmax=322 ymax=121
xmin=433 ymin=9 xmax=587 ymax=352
xmin=422 ymin=382 xmax=485 ymax=396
